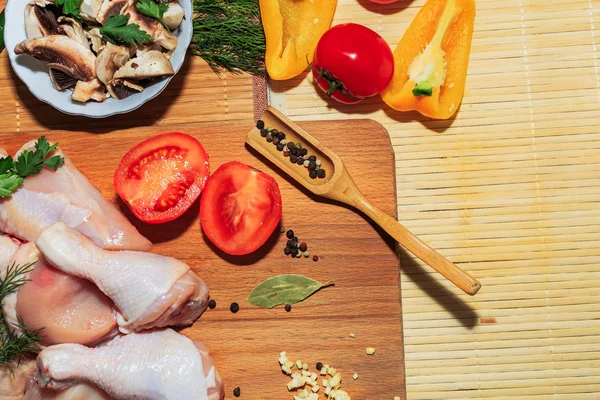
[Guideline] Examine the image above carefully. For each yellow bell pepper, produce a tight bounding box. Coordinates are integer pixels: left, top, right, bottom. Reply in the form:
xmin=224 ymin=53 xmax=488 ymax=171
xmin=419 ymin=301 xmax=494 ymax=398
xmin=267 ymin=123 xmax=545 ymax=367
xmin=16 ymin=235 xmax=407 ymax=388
xmin=260 ymin=0 xmax=337 ymax=80
xmin=381 ymin=0 xmax=475 ymax=119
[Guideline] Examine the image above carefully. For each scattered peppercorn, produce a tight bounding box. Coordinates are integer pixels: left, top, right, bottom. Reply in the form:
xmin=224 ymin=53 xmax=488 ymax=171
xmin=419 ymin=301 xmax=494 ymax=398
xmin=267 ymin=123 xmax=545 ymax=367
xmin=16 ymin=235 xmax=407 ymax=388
xmin=266 ymin=134 xmax=273 ymax=143
xmin=313 ymin=255 xmax=319 ymax=262
xmin=303 ymin=251 xmax=310 ymax=258
xmin=308 ymin=155 xmax=316 ymax=162
xmin=260 ymin=128 xmax=268 ymax=137
xmin=230 ymin=302 xmax=240 ymax=313
xmin=285 ymin=304 xmax=292 ymax=312
xmin=300 ymin=148 xmax=308 ymax=156
xmin=291 ymin=249 xmax=299 ymax=257
xmin=299 ymin=242 xmax=308 ymax=252
xmin=283 ymin=151 xmax=290 ymax=157
xmin=273 ymin=137 xmax=280 ymax=145
xmin=316 ymin=362 xmax=323 ymax=370
xmin=296 ymin=157 xmax=304 ymax=165
xmin=291 ymin=148 xmax=299 ymax=156
xmin=317 ymin=169 xmax=326 ymax=179
xmin=277 ymin=143 xmax=285 ymax=151
xmin=284 ymin=247 xmax=291 ymax=255
xmin=233 ymin=387 xmax=241 ymax=397
xmin=290 ymin=155 xmax=298 ymax=163
xmin=286 ymin=230 xmax=294 ymax=239
xmin=208 ymin=299 xmax=217 ymax=309
xmin=308 ymin=160 xmax=317 ymax=170
xmin=287 ymin=142 xmax=296 ymax=150
xmin=309 ymin=169 xmax=317 ymax=179
xmin=256 ymin=120 xmax=265 ymax=129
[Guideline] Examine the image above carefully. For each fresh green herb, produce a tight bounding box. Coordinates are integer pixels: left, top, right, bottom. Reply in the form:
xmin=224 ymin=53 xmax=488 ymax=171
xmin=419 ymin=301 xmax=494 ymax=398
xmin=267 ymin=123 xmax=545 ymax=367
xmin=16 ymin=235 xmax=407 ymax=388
xmin=136 ymin=0 xmax=170 ymax=31
xmin=0 ymin=261 xmax=41 ymax=375
xmin=0 ymin=10 xmax=5 ymax=53
xmin=0 ymin=136 xmax=65 ymax=199
xmin=247 ymin=274 xmax=334 ymax=309
xmin=54 ymin=0 xmax=83 ymax=18
xmin=190 ymin=0 xmax=266 ymax=75
xmin=413 ymin=81 xmax=434 ymax=97
xmin=100 ymin=15 xmax=154 ymax=46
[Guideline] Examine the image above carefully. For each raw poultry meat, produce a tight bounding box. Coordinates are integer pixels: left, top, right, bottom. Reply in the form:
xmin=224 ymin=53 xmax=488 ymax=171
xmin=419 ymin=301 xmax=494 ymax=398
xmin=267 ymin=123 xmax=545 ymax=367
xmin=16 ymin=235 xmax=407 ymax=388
xmin=0 ymin=358 xmax=37 ymax=400
xmin=35 ymin=329 xmax=224 ymax=400
xmin=36 ymin=222 xmax=210 ymax=333
xmin=0 ymin=141 xmax=152 ymax=251
xmin=24 ymin=381 xmax=110 ymax=400
xmin=2 ymin=242 xmax=117 ymax=346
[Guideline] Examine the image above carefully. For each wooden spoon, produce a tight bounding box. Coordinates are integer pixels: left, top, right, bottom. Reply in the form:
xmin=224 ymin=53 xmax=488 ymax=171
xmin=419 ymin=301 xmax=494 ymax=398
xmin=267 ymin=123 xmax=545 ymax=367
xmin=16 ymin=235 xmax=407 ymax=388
xmin=246 ymin=107 xmax=482 ymax=296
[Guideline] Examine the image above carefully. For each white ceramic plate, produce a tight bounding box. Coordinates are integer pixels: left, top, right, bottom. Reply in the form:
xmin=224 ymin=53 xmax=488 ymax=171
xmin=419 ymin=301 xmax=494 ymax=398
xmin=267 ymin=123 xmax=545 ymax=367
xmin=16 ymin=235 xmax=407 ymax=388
xmin=4 ymin=0 xmax=193 ymax=118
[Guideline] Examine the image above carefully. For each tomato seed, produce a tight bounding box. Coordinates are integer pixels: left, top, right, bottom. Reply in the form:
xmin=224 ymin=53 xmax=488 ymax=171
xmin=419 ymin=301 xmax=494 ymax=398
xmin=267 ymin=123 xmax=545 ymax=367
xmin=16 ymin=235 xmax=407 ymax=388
xmin=127 ymin=146 xmax=187 ymax=179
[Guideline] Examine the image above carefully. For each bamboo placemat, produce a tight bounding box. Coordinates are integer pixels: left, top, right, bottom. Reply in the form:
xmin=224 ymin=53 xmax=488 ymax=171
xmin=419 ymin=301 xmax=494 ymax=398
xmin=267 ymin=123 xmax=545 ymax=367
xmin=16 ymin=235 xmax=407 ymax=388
xmin=269 ymin=0 xmax=600 ymax=398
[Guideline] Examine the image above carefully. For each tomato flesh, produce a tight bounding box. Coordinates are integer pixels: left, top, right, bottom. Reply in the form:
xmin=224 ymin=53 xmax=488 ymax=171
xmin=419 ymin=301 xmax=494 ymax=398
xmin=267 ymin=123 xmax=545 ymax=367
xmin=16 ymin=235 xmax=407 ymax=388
xmin=114 ymin=133 xmax=210 ymax=224
xmin=200 ymin=161 xmax=282 ymax=255
xmin=312 ymin=23 xmax=394 ymax=104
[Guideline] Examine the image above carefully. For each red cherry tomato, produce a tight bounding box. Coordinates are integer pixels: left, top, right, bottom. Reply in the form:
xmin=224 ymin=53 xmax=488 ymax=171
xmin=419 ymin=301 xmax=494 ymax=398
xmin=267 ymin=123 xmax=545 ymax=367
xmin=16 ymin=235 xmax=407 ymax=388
xmin=200 ymin=161 xmax=282 ymax=255
xmin=114 ymin=133 xmax=210 ymax=224
xmin=311 ymin=23 xmax=394 ymax=104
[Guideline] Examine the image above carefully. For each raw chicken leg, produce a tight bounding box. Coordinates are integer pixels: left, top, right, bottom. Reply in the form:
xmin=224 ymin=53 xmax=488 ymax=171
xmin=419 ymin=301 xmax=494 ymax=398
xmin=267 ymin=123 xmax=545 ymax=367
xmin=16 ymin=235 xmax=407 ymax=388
xmin=0 ymin=141 xmax=152 ymax=251
xmin=24 ymin=381 xmax=110 ymax=400
xmin=35 ymin=329 xmax=224 ymax=400
xmin=36 ymin=222 xmax=210 ymax=333
xmin=2 ymin=242 xmax=117 ymax=346
xmin=0 ymin=358 xmax=37 ymax=400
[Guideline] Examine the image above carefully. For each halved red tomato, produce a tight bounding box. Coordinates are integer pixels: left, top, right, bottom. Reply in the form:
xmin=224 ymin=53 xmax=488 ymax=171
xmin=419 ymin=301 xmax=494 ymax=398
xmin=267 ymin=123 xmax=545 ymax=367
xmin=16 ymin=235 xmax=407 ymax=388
xmin=200 ymin=161 xmax=282 ymax=255
xmin=114 ymin=132 xmax=210 ymax=224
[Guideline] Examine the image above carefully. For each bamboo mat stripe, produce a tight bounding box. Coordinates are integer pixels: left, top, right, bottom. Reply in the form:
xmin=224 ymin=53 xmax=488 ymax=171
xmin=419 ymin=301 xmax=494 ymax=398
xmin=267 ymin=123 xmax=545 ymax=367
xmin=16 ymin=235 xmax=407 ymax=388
xmin=268 ymin=0 xmax=600 ymax=398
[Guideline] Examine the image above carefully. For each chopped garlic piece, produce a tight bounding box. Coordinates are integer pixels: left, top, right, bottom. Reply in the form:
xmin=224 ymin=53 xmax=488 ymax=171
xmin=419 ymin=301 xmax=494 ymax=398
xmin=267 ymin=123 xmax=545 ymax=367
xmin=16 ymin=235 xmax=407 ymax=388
xmin=366 ymin=347 xmax=376 ymax=355
xmin=282 ymin=365 xmax=292 ymax=375
xmin=323 ymin=379 xmax=329 ymax=387
xmin=394 ymin=397 xmax=401 ymax=400
xmin=307 ymin=393 xmax=319 ymax=400
xmin=320 ymin=367 xmax=327 ymax=375
xmin=296 ymin=360 xmax=303 ymax=369
xmin=311 ymin=372 xmax=318 ymax=381
xmin=349 ymin=332 xmax=356 ymax=338
xmin=279 ymin=352 xmax=288 ymax=365
xmin=330 ymin=372 xmax=342 ymax=389
xmin=328 ymin=367 xmax=337 ymax=376
xmin=324 ymin=386 xmax=332 ymax=396
xmin=302 ymin=363 xmax=309 ymax=371
xmin=311 ymin=385 xmax=320 ymax=393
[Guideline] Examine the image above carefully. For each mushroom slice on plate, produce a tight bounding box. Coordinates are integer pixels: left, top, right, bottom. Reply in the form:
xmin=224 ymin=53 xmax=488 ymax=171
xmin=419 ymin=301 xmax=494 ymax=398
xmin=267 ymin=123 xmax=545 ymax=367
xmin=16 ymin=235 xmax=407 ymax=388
xmin=96 ymin=43 xmax=130 ymax=85
xmin=80 ymin=0 xmax=104 ymax=22
xmin=121 ymin=1 xmax=178 ymax=51
xmin=14 ymin=35 xmax=97 ymax=82
xmin=96 ymin=0 xmax=128 ymax=24
xmin=113 ymin=50 xmax=174 ymax=80
xmin=163 ymin=2 xmax=184 ymax=31
xmin=58 ymin=17 xmax=89 ymax=49
xmin=49 ymin=68 xmax=78 ymax=91
xmin=25 ymin=1 xmax=59 ymax=39
xmin=106 ymin=79 xmax=144 ymax=99
xmin=72 ymin=78 xmax=107 ymax=103
xmin=86 ymin=28 xmax=104 ymax=54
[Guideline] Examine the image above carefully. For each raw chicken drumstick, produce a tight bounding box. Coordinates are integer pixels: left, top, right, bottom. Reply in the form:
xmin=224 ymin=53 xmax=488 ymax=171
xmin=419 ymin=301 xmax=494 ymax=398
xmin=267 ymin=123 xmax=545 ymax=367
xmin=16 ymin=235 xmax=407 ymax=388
xmin=0 ymin=141 xmax=152 ymax=251
xmin=36 ymin=222 xmax=210 ymax=333
xmin=34 ymin=329 xmax=224 ymax=400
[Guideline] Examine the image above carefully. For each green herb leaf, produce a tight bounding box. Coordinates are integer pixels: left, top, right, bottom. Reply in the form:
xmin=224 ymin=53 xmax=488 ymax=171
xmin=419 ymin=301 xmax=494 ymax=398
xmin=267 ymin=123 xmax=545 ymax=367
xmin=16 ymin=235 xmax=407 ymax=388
xmin=136 ymin=0 xmax=169 ymax=30
xmin=247 ymin=274 xmax=334 ymax=309
xmin=100 ymin=15 xmax=154 ymax=46
xmin=43 ymin=156 xmax=65 ymax=171
xmin=0 ymin=315 xmax=43 ymax=375
xmin=14 ymin=136 xmax=64 ymax=178
xmin=55 ymin=0 xmax=83 ymax=18
xmin=0 ymin=156 xmax=14 ymax=175
xmin=413 ymin=81 xmax=433 ymax=97
xmin=0 ymin=174 xmax=23 ymax=198
xmin=0 ymin=262 xmax=37 ymax=299
xmin=0 ymin=10 xmax=5 ymax=54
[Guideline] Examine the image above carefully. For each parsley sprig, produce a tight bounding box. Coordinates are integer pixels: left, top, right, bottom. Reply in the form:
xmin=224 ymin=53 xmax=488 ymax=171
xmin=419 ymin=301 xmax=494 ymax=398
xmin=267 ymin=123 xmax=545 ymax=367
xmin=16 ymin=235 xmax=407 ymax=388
xmin=136 ymin=0 xmax=170 ymax=31
xmin=55 ymin=0 xmax=83 ymax=18
xmin=0 ymin=136 xmax=65 ymax=199
xmin=100 ymin=15 xmax=154 ymax=46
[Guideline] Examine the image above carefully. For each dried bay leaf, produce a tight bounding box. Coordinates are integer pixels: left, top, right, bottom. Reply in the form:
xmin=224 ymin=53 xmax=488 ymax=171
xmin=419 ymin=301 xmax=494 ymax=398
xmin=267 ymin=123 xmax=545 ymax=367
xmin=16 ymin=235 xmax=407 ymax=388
xmin=247 ymin=274 xmax=334 ymax=309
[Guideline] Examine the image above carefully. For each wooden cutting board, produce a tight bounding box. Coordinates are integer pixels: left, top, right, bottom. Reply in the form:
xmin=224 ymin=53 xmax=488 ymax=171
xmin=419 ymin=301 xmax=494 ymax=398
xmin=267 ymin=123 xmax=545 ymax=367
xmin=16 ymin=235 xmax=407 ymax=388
xmin=0 ymin=119 xmax=405 ymax=399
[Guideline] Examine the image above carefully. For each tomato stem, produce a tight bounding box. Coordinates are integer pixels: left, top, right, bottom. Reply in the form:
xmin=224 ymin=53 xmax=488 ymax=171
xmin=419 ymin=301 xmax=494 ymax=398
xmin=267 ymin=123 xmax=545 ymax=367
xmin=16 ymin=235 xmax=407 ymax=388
xmin=306 ymin=57 xmax=360 ymax=100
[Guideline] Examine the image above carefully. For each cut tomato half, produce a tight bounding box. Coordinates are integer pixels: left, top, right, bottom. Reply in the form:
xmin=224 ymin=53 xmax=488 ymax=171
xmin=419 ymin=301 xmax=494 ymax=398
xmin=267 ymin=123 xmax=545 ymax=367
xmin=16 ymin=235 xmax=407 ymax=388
xmin=200 ymin=161 xmax=282 ymax=255
xmin=114 ymin=132 xmax=210 ymax=224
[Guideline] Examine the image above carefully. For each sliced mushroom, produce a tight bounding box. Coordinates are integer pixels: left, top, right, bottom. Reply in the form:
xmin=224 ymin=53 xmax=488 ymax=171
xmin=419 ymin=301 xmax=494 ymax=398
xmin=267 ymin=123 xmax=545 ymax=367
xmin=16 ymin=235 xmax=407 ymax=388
xmin=86 ymin=28 xmax=104 ymax=54
xmin=106 ymin=79 xmax=144 ymax=99
xmin=72 ymin=78 xmax=107 ymax=102
xmin=79 ymin=0 xmax=103 ymax=22
xmin=57 ymin=17 xmax=89 ymax=49
xmin=163 ymin=2 xmax=184 ymax=31
xmin=14 ymin=35 xmax=96 ymax=82
xmin=120 ymin=0 xmax=178 ymax=51
xmin=49 ymin=68 xmax=77 ymax=91
xmin=113 ymin=50 xmax=174 ymax=80
xmin=25 ymin=2 xmax=59 ymax=39
xmin=96 ymin=0 xmax=127 ymax=24
xmin=95 ymin=42 xmax=130 ymax=85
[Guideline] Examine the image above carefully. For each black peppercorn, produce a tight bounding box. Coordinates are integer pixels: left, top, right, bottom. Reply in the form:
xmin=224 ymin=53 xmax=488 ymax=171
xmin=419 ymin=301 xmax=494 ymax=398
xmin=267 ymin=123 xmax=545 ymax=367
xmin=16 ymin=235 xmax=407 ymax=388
xmin=280 ymin=132 xmax=286 ymax=140
xmin=290 ymin=155 xmax=298 ymax=163
xmin=291 ymin=248 xmax=299 ymax=257
xmin=296 ymin=157 xmax=304 ymax=165
xmin=287 ymin=142 xmax=296 ymax=150
xmin=291 ymin=148 xmax=299 ymax=156
xmin=292 ymin=236 xmax=299 ymax=243
xmin=308 ymin=160 xmax=317 ymax=170
xmin=300 ymin=148 xmax=308 ymax=156
xmin=316 ymin=362 xmax=323 ymax=370
xmin=256 ymin=120 xmax=265 ymax=129
xmin=208 ymin=299 xmax=217 ymax=309
xmin=230 ymin=302 xmax=240 ymax=313
xmin=284 ymin=246 xmax=291 ymax=255
xmin=233 ymin=387 xmax=241 ymax=397
xmin=309 ymin=169 xmax=317 ymax=179
xmin=286 ymin=230 xmax=294 ymax=239
xmin=299 ymin=242 xmax=307 ymax=252
xmin=277 ymin=143 xmax=285 ymax=151
xmin=273 ymin=137 xmax=280 ymax=145
xmin=313 ymin=255 xmax=319 ymax=262
xmin=266 ymin=134 xmax=273 ymax=143
xmin=317 ymin=169 xmax=326 ymax=179
xmin=285 ymin=304 xmax=292 ymax=312
xmin=308 ymin=155 xmax=316 ymax=162
xmin=260 ymin=128 xmax=268 ymax=137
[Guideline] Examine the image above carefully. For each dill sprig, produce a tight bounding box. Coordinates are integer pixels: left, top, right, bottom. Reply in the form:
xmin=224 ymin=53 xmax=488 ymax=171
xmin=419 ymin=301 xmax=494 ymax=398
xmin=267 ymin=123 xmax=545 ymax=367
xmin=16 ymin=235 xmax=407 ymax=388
xmin=0 ymin=261 xmax=41 ymax=375
xmin=190 ymin=0 xmax=266 ymax=76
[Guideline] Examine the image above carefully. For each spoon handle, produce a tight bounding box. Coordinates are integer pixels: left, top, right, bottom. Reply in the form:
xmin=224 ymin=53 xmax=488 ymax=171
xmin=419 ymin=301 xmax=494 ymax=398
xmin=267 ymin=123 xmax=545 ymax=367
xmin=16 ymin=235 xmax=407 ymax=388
xmin=349 ymin=188 xmax=481 ymax=296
